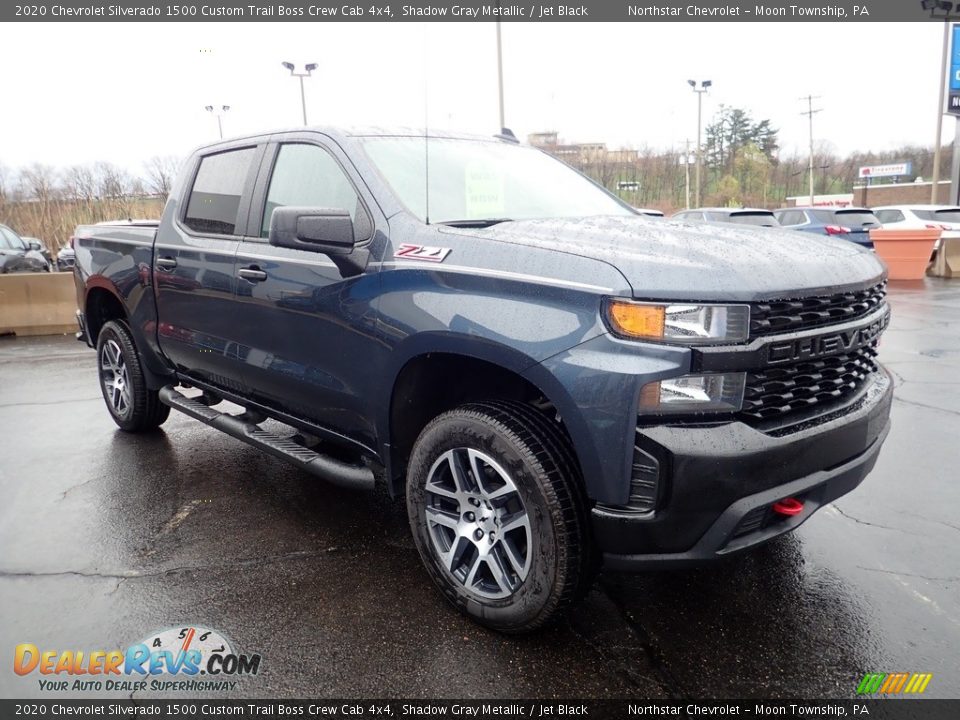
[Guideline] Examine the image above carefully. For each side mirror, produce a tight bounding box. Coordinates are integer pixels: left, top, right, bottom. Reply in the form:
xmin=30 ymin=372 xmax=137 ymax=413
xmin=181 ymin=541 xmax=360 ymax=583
xmin=27 ymin=240 xmax=42 ymax=251
xmin=268 ymin=206 xmax=369 ymax=278
xmin=269 ymin=206 xmax=355 ymax=254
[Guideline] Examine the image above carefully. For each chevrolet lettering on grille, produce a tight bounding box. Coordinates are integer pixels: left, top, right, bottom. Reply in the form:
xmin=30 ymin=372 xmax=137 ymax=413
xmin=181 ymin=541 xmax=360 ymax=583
xmin=765 ymin=309 xmax=890 ymax=366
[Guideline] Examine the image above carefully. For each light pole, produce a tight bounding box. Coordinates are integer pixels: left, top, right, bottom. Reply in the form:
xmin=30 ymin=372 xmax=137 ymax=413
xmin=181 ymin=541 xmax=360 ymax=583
xmin=496 ymin=20 xmax=505 ymax=130
xmin=688 ymin=79 xmax=711 ymax=207
xmin=931 ymin=19 xmax=950 ymax=203
xmin=205 ymin=105 xmax=230 ymax=139
xmin=282 ymin=61 xmax=318 ymax=126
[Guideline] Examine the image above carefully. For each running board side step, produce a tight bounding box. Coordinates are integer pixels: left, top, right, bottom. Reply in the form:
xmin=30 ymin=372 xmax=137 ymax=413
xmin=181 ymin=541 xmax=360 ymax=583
xmin=159 ymin=386 xmax=375 ymax=491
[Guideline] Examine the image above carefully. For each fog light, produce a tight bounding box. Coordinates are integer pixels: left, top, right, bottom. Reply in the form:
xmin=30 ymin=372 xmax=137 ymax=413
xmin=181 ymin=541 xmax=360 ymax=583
xmin=639 ymin=372 xmax=746 ymax=415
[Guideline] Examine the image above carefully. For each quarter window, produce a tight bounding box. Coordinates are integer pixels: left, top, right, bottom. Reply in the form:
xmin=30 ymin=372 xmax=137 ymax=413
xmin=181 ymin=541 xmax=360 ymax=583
xmin=183 ymin=147 xmax=257 ymax=235
xmin=261 ymin=144 xmax=367 ymax=238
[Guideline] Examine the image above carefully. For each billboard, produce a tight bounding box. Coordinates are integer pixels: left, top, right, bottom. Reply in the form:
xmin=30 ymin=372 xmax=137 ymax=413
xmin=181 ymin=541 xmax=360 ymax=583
xmin=858 ymin=163 xmax=912 ymax=179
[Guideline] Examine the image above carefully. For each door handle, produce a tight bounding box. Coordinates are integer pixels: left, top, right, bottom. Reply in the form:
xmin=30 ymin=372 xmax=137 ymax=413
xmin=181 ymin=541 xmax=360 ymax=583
xmin=155 ymin=256 xmax=177 ymax=270
xmin=238 ymin=266 xmax=268 ymax=282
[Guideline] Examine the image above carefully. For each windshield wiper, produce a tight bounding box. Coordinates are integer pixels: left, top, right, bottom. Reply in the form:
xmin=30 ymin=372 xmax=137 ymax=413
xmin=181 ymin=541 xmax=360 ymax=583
xmin=438 ymin=218 xmax=513 ymax=228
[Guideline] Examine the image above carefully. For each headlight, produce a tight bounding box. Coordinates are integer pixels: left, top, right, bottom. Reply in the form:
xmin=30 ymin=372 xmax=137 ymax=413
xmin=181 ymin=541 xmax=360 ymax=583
xmin=639 ymin=373 xmax=746 ymax=415
xmin=605 ymin=299 xmax=750 ymax=344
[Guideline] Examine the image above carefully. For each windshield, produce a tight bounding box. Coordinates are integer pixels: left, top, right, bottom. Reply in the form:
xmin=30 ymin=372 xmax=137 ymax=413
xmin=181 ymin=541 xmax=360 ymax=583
xmin=834 ymin=210 xmax=880 ymax=228
xmin=915 ymin=208 xmax=960 ymax=222
xmin=360 ymin=137 xmax=634 ymax=224
xmin=722 ymin=212 xmax=779 ymax=227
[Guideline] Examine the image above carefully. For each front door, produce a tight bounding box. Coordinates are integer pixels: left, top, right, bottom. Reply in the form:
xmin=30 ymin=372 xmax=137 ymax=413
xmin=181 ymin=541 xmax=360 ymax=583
xmin=232 ymin=138 xmax=382 ymax=450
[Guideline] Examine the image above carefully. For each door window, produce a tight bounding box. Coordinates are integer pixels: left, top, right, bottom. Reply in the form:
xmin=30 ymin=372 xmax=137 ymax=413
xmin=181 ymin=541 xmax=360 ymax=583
xmin=261 ymin=144 xmax=367 ymax=238
xmin=183 ymin=147 xmax=257 ymax=235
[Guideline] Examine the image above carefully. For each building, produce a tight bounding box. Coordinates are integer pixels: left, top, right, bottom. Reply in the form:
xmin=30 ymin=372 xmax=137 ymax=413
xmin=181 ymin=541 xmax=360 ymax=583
xmin=850 ymin=180 xmax=952 ymax=207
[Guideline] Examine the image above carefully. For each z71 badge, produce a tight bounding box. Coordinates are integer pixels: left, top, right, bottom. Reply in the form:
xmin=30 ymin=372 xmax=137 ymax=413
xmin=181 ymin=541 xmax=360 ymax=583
xmin=395 ymin=244 xmax=452 ymax=262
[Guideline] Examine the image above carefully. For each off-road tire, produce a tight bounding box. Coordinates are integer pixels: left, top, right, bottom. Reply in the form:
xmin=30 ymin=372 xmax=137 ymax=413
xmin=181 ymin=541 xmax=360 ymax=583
xmin=96 ymin=320 xmax=170 ymax=432
xmin=406 ymin=400 xmax=592 ymax=633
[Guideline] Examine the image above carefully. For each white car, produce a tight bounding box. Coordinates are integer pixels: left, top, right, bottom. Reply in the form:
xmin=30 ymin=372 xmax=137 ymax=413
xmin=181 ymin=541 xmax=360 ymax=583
xmin=872 ymin=205 xmax=960 ymax=250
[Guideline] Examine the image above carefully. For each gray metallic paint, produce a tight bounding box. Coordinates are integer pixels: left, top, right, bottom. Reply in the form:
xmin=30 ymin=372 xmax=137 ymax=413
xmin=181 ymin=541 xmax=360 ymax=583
xmin=74 ymin=127 xmax=888 ymax=509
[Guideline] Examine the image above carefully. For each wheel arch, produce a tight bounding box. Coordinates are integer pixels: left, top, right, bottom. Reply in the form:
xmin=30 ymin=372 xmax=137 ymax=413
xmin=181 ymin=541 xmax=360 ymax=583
xmin=380 ymin=335 xmax=592 ymax=499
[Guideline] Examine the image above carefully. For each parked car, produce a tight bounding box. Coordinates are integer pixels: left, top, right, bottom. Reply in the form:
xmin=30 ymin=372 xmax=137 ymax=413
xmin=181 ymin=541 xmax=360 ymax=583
xmin=633 ymin=207 xmax=665 ymax=218
xmin=22 ymin=237 xmax=54 ymax=269
xmin=672 ymin=207 xmax=780 ymax=227
xmin=774 ymin=206 xmax=881 ymax=249
xmin=57 ymin=240 xmax=76 ymax=271
xmin=0 ymin=223 xmax=51 ymax=273
xmin=73 ymin=128 xmax=892 ymax=632
xmin=872 ymin=205 xmax=960 ymax=251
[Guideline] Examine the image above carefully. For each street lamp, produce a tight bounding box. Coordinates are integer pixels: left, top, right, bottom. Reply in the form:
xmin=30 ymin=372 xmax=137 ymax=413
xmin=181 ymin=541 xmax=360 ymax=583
xmin=688 ymin=79 xmax=711 ymax=207
xmin=205 ymin=105 xmax=230 ymax=139
xmin=282 ymin=61 xmax=318 ymax=126
xmin=495 ymin=20 xmax=505 ymax=131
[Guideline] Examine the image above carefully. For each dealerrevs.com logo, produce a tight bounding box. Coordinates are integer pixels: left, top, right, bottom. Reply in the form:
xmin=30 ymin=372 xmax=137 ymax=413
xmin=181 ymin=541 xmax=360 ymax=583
xmin=13 ymin=626 xmax=262 ymax=693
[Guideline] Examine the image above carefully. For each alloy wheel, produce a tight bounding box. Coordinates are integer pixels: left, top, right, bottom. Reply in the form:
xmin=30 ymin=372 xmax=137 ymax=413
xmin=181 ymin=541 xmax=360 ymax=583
xmin=423 ymin=448 xmax=532 ymax=599
xmin=99 ymin=339 xmax=132 ymax=419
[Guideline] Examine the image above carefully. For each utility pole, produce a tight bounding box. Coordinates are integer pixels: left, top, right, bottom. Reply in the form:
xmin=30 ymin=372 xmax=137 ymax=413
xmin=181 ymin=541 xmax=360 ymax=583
xmin=684 ymin=139 xmax=692 ymax=209
xmin=800 ymin=94 xmax=822 ymax=206
xmin=688 ymin=80 xmax=712 ymax=207
xmin=496 ymin=19 xmax=505 ymax=130
xmin=932 ymin=21 xmax=950 ymax=203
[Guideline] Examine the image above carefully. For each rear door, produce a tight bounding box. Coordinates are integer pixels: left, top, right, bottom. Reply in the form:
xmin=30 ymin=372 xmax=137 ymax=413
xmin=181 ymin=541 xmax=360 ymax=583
xmin=231 ymin=134 xmax=383 ymax=450
xmin=154 ymin=142 xmax=266 ymax=390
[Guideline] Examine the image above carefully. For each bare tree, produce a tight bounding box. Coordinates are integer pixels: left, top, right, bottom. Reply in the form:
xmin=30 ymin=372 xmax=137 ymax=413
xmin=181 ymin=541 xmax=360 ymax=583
xmin=143 ymin=155 xmax=182 ymax=201
xmin=63 ymin=165 xmax=98 ymax=203
xmin=20 ymin=163 xmax=60 ymax=202
xmin=94 ymin=162 xmax=130 ymax=200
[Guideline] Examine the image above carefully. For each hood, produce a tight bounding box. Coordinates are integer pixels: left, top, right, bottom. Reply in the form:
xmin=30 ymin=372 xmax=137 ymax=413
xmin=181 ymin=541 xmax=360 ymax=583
xmin=446 ymin=216 xmax=886 ymax=302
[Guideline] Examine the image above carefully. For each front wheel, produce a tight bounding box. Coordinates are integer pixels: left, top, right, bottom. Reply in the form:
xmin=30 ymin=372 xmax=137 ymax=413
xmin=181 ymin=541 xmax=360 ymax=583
xmin=406 ymin=400 xmax=591 ymax=633
xmin=96 ymin=320 xmax=170 ymax=432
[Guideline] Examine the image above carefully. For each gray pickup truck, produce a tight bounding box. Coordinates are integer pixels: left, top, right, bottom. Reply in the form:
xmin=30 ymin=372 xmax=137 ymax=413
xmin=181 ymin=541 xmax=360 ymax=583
xmin=73 ymin=128 xmax=892 ymax=632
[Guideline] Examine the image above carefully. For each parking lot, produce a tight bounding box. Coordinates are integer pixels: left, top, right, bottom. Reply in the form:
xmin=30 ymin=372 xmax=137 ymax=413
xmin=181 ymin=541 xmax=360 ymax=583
xmin=1 ymin=278 xmax=958 ymax=700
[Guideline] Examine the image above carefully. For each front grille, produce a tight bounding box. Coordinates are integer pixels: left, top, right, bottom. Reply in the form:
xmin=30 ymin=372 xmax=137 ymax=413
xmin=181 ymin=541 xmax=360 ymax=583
xmin=749 ymin=282 xmax=886 ymax=339
xmin=738 ymin=344 xmax=879 ymax=424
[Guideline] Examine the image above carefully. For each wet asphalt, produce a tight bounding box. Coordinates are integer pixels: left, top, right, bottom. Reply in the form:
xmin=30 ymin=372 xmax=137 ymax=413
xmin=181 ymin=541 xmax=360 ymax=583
xmin=0 ymin=279 xmax=958 ymax=701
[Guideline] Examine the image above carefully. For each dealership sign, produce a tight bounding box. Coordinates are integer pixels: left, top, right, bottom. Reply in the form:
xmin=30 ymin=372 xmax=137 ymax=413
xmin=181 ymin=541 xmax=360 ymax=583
xmin=858 ymin=163 xmax=912 ymax=179
xmin=950 ymin=24 xmax=960 ymax=115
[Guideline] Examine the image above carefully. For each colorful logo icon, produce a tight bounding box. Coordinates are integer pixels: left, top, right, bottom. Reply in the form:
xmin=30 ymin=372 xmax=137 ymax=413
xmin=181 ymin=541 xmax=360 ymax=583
xmin=856 ymin=673 xmax=932 ymax=695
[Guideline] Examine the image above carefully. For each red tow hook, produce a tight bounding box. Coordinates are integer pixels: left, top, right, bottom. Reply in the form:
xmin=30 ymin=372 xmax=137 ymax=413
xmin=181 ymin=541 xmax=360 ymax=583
xmin=772 ymin=497 xmax=804 ymax=517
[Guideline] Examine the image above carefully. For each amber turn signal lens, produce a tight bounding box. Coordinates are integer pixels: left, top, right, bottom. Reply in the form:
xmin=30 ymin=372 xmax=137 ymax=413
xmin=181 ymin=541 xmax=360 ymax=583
xmin=606 ymin=301 xmax=665 ymax=339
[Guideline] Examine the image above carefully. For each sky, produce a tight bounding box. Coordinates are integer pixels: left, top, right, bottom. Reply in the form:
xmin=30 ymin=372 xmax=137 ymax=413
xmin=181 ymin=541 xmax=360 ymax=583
xmin=0 ymin=21 xmax=950 ymax=176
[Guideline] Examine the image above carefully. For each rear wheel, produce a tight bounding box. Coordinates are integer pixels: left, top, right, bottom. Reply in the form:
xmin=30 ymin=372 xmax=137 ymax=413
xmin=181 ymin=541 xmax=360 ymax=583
xmin=406 ymin=400 xmax=591 ymax=633
xmin=96 ymin=320 xmax=170 ymax=432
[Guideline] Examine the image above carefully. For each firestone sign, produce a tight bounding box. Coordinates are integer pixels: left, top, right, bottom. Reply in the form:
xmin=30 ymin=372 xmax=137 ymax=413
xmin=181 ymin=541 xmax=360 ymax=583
xmin=858 ymin=163 xmax=912 ymax=179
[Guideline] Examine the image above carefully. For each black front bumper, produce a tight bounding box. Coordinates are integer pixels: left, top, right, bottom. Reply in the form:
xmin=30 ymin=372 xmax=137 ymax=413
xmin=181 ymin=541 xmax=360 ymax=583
xmin=594 ymin=368 xmax=893 ymax=570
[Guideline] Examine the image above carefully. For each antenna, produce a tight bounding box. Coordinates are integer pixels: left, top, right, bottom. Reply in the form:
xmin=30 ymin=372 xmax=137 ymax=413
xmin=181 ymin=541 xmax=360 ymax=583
xmin=423 ymin=27 xmax=431 ymax=225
